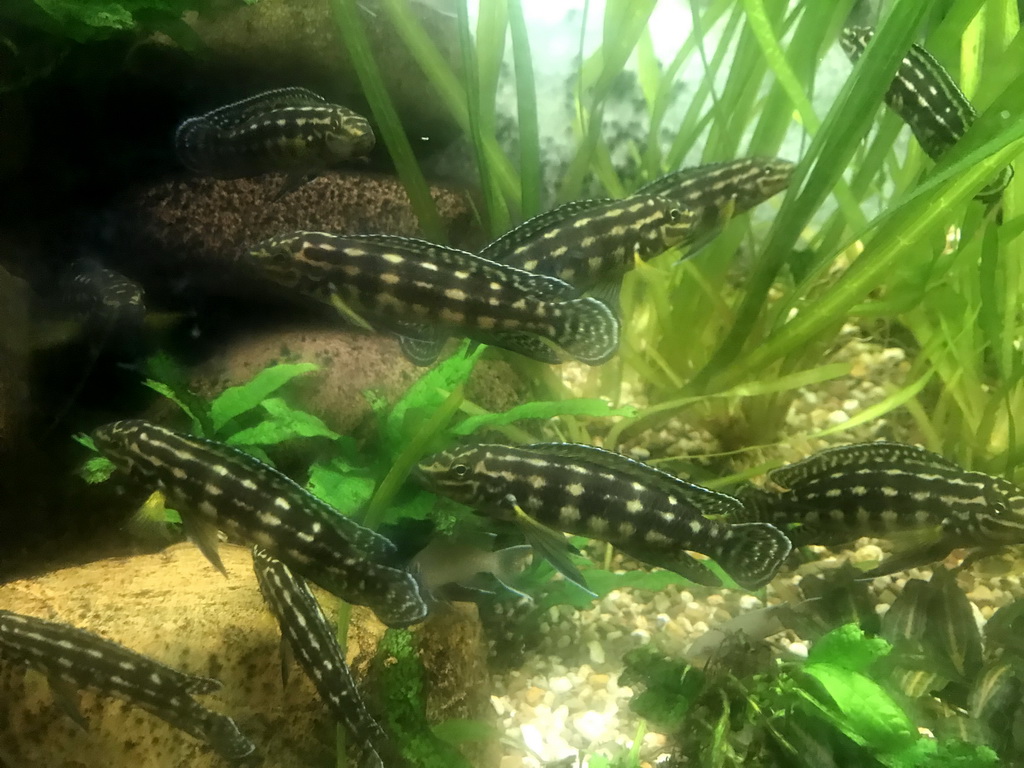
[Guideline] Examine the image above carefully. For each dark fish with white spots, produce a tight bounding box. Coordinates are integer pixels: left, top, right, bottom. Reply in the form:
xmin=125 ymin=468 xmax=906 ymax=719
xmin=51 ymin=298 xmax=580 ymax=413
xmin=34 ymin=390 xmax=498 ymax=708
xmin=414 ymin=442 xmax=792 ymax=591
xmin=0 ymin=610 xmax=254 ymax=761
xmin=175 ymin=87 xmax=375 ymax=199
xmin=840 ymin=27 xmax=1013 ymax=209
xmin=736 ymin=441 xmax=1024 ymax=574
xmin=244 ymin=231 xmax=620 ymax=366
xmin=60 ymin=258 xmax=147 ymax=331
xmin=635 ymin=156 xmax=795 ymax=243
xmin=91 ymin=419 xmax=428 ymax=628
xmin=252 ymin=547 xmax=403 ymax=768
xmin=479 ymin=194 xmax=697 ymax=297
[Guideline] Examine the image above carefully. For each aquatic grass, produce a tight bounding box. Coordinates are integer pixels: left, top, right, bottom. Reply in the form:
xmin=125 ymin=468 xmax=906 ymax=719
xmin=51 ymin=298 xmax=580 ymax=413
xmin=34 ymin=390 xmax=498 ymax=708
xmin=331 ymin=0 xmax=446 ymax=241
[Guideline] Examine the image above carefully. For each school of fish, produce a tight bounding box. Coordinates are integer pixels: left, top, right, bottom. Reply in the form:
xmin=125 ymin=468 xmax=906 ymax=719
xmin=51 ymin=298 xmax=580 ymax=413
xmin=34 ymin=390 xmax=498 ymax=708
xmin=7 ymin=18 xmax=1022 ymax=766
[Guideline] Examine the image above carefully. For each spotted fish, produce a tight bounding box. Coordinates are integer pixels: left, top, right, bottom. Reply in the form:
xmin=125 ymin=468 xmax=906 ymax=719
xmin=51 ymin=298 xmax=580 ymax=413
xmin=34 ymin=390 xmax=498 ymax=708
xmin=175 ymin=87 xmax=375 ymax=198
xmin=252 ymin=547 xmax=402 ymax=768
xmin=635 ymin=156 xmax=795 ymax=242
xmin=479 ymin=194 xmax=697 ymax=296
xmin=414 ymin=442 xmax=792 ymax=590
xmin=840 ymin=27 xmax=1013 ymax=208
xmin=736 ymin=441 xmax=1024 ymax=574
xmin=59 ymin=258 xmax=147 ymax=331
xmin=0 ymin=610 xmax=254 ymax=760
xmin=244 ymin=231 xmax=620 ymax=366
xmin=91 ymin=420 xmax=427 ymax=628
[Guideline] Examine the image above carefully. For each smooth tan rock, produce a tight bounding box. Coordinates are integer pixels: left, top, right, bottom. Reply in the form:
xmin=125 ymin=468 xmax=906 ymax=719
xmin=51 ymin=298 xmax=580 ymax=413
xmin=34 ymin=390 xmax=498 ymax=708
xmin=0 ymin=543 xmax=493 ymax=768
xmin=187 ymin=327 xmax=528 ymax=437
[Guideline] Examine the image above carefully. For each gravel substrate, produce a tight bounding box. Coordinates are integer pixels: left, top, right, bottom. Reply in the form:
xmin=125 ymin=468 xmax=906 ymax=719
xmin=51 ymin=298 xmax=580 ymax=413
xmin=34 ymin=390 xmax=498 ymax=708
xmin=488 ymin=326 xmax=1022 ymax=767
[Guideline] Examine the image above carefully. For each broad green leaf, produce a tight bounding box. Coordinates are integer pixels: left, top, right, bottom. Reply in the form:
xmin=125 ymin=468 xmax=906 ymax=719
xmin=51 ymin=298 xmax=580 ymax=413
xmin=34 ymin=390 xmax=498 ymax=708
xmin=78 ymin=455 xmax=115 ymax=484
xmin=537 ymin=567 xmax=695 ymax=612
xmin=431 ymin=718 xmax=499 ymax=746
xmin=208 ymin=362 xmax=317 ymax=433
xmin=306 ymin=456 xmax=375 ymax=514
xmin=807 ymin=623 xmax=892 ymax=673
xmin=224 ymin=398 xmax=342 ymax=446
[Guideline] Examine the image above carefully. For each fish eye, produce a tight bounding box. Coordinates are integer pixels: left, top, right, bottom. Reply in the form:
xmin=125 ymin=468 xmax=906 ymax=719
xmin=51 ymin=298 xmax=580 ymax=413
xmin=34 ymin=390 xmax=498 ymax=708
xmin=668 ymin=208 xmax=683 ymax=222
xmin=452 ymin=464 xmax=469 ymax=477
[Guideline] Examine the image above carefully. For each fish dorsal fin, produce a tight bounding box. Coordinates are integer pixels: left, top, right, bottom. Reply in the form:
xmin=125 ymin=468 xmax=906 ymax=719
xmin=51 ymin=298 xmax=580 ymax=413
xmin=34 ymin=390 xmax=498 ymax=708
xmin=199 ymin=87 xmax=329 ymax=129
xmin=479 ymin=199 xmax=616 ymax=261
xmin=525 ymin=442 xmax=744 ymax=515
xmin=768 ymin=442 xmax=960 ymax=489
xmin=479 ymin=330 xmax=566 ymax=364
xmin=395 ymin=329 xmax=446 ymax=367
xmin=278 ymin=637 xmax=294 ymax=689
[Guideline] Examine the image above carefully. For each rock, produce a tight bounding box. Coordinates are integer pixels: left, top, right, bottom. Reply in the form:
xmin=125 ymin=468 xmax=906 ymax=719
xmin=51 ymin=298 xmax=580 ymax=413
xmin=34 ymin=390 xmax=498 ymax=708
xmin=185 ymin=326 xmax=528 ymax=438
xmin=0 ymin=263 xmax=30 ymax=453
xmin=138 ymin=0 xmax=462 ymax=145
xmin=0 ymin=543 xmax=496 ymax=768
xmin=99 ymin=172 xmax=481 ymax=305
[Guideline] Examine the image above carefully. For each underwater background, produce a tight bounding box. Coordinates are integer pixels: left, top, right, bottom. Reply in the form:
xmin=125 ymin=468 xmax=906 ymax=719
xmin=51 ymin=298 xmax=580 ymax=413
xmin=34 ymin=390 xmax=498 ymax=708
xmin=2 ymin=0 xmax=1024 ymax=766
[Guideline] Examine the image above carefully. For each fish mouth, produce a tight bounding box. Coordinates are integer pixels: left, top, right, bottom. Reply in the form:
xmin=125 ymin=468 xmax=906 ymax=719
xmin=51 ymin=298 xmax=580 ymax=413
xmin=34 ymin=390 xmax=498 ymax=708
xmin=407 ymin=463 xmax=431 ymax=487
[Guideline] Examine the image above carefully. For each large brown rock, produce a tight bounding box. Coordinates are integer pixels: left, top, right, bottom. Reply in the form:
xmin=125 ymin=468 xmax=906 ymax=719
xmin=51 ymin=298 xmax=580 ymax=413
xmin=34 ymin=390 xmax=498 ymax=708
xmin=0 ymin=543 xmax=495 ymax=768
xmin=187 ymin=326 xmax=528 ymax=438
xmin=101 ymin=172 xmax=481 ymax=301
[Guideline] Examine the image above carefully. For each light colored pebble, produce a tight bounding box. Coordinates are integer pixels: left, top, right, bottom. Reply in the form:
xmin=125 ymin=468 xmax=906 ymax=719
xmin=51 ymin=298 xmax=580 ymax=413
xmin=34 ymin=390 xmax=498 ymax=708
xmin=788 ymin=642 xmax=809 ymax=659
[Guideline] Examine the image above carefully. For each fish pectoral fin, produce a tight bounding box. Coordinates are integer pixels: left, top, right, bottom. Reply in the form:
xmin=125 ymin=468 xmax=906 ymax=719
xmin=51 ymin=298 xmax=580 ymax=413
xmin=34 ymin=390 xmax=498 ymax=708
xmin=181 ymin=513 xmax=228 ymax=576
xmin=503 ymin=495 xmax=593 ymax=595
xmin=272 ymin=169 xmax=317 ymax=201
xmin=279 ymin=637 xmax=294 ymax=688
xmin=861 ymin=539 xmax=956 ymax=579
xmin=48 ymin=676 xmax=89 ymax=730
xmin=329 ymin=292 xmax=375 ymax=331
xmin=586 ymin=278 xmax=622 ymax=313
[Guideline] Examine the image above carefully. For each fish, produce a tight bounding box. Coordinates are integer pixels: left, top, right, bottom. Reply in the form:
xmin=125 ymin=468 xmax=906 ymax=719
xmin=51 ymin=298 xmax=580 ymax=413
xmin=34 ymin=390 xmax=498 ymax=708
xmin=414 ymin=442 xmax=792 ymax=591
xmin=251 ymin=546 xmax=403 ymax=768
xmin=736 ymin=441 xmax=1024 ymax=546
xmin=840 ymin=27 xmax=1013 ymax=209
xmin=174 ymin=87 xmax=375 ymax=199
xmin=478 ymin=194 xmax=698 ymax=298
xmin=0 ymin=609 xmax=254 ymax=761
xmin=244 ymin=231 xmax=620 ymax=366
xmin=59 ymin=257 xmax=147 ymax=331
xmin=91 ymin=419 xmax=428 ymax=628
xmin=635 ymin=156 xmax=795 ymax=243
xmin=409 ymin=530 xmax=533 ymax=599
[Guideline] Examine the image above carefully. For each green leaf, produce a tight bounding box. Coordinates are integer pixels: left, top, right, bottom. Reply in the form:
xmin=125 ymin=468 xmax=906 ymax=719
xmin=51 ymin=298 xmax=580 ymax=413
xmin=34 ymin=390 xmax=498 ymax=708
xmin=208 ymin=362 xmax=317 ymax=433
xmin=306 ymin=456 xmax=376 ymax=514
xmin=452 ymin=398 xmax=636 ymax=437
xmin=807 ymin=623 xmax=892 ymax=673
xmin=537 ymin=567 xmax=695 ymax=612
xmin=224 ymin=398 xmax=342 ymax=447
xmin=77 ymin=455 xmax=116 ymax=484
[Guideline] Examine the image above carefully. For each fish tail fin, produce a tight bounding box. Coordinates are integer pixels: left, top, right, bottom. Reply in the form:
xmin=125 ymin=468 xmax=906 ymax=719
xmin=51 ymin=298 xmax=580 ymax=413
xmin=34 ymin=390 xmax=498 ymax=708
xmin=203 ymin=713 xmax=256 ymax=761
xmin=716 ymin=522 xmax=792 ymax=590
xmin=173 ymin=117 xmax=214 ymax=173
xmin=491 ymin=545 xmax=534 ymax=595
xmin=553 ymin=295 xmax=620 ymax=365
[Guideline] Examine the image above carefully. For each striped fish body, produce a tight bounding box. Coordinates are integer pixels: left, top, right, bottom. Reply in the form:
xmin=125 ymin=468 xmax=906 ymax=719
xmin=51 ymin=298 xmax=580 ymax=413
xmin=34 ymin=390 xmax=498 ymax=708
xmin=0 ymin=610 xmax=254 ymax=760
xmin=478 ymin=195 xmax=697 ymax=292
xmin=840 ymin=27 xmax=1013 ymax=206
xmin=91 ymin=420 xmax=427 ymax=628
xmin=60 ymin=258 xmax=146 ymax=331
xmin=245 ymin=231 xmax=620 ymax=366
xmin=175 ymin=87 xmax=374 ymax=185
xmin=635 ymin=156 xmax=794 ymax=235
xmin=415 ymin=442 xmax=792 ymax=590
xmin=736 ymin=442 xmax=1024 ymax=547
xmin=252 ymin=547 xmax=401 ymax=768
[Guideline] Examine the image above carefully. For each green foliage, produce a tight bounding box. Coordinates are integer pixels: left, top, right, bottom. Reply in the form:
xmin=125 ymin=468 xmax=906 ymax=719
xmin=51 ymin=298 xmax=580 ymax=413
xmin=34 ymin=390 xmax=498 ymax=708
xmin=372 ymin=629 xmax=474 ymax=768
xmin=0 ymin=0 xmax=240 ymax=44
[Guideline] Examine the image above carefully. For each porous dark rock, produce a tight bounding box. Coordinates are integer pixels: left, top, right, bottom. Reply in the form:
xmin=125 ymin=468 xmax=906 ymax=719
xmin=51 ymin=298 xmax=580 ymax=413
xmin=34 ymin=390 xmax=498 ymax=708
xmin=0 ymin=543 xmax=497 ymax=768
xmin=100 ymin=172 xmax=481 ymax=302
